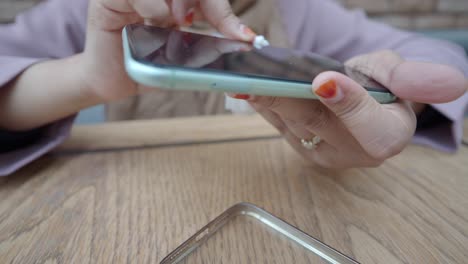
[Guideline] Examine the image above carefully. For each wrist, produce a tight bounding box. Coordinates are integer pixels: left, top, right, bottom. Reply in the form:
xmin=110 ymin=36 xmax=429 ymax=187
xmin=78 ymin=47 xmax=138 ymax=104
xmin=71 ymin=53 xmax=106 ymax=107
xmin=0 ymin=54 xmax=102 ymax=131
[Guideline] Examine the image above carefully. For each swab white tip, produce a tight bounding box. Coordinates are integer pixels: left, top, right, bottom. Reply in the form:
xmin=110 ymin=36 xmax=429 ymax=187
xmin=253 ymin=35 xmax=270 ymax=49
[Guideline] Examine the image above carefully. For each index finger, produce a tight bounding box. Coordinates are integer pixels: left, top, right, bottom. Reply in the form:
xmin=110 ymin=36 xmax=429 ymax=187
xmin=198 ymin=0 xmax=256 ymax=41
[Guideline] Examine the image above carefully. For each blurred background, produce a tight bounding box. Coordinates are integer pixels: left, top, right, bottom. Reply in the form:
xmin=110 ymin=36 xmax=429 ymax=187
xmin=1 ymin=0 xmax=467 ymax=124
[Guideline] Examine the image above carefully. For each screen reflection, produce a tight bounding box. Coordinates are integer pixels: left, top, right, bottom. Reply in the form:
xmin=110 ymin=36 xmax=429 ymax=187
xmin=127 ymin=24 xmax=387 ymax=90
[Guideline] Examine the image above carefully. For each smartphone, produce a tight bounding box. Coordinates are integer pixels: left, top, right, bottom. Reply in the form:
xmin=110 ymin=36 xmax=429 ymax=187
xmin=122 ymin=24 xmax=396 ymax=103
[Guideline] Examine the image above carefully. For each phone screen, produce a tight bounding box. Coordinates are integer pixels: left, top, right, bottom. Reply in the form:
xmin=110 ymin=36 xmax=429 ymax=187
xmin=126 ymin=24 xmax=387 ymax=91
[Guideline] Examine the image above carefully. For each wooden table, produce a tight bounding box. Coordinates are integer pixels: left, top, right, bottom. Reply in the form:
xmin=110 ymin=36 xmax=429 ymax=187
xmin=1 ymin=115 xmax=467 ymax=263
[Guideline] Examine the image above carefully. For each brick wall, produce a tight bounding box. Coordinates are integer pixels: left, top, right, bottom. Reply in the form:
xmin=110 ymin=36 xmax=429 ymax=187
xmin=1 ymin=0 xmax=467 ymax=29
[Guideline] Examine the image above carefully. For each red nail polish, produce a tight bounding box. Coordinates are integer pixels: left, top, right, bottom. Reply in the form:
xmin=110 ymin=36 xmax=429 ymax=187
xmin=233 ymin=94 xmax=250 ymax=100
xmin=315 ymin=80 xmax=337 ymax=99
xmin=240 ymin=25 xmax=257 ymax=39
xmin=184 ymin=10 xmax=194 ymax=26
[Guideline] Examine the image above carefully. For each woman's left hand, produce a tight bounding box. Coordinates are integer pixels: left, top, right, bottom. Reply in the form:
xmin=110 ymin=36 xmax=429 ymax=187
xmin=231 ymin=50 xmax=467 ymax=169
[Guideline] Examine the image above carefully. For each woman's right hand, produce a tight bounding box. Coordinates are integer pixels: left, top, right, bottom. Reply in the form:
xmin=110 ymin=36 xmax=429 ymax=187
xmin=0 ymin=0 xmax=256 ymax=131
xmin=80 ymin=0 xmax=256 ymax=103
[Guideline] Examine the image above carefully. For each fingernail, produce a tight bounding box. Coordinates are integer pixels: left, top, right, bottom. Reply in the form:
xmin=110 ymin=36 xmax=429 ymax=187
xmin=184 ymin=9 xmax=195 ymax=26
xmin=240 ymin=24 xmax=257 ymax=40
xmin=231 ymin=93 xmax=250 ymax=100
xmin=313 ymin=80 xmax=343 ymax=102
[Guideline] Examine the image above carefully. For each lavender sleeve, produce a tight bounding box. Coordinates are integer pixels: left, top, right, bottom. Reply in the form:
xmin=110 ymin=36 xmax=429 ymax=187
xmin=277 ymin=0 xmax=468 ymax=152
xmin=0 ymin=0 xmax=87 ymax=176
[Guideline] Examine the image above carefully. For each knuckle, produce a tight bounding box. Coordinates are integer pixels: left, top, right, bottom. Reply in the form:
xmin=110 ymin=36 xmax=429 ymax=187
xmin=215 ymin=8 xmax=236 ymax=29
xmin=346 ymin=56 xmax=373 ymax=77
xmin=345 ymin=49 xmax=403 ymax=88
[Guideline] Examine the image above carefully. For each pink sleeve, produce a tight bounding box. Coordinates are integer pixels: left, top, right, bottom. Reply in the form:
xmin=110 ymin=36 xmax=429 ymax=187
xmin=277 ymin=0 xmax=468 ymax=152
xmin=0 ymin=0 xmax=87 ymax=83
xmin=0 ymin=117 xmax=75 ymax=176
xmin=0 ymin=0 xmax=87 ymax=176
xmin=413 ymin=94 xmax=468 ymax=152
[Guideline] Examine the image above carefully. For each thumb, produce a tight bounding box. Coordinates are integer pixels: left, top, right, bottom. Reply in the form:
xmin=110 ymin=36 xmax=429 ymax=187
xmin=312 ymin=71 xmax=416 ymax=159
xmin=312 ymin=71 xmax=382 ymax=123
xmin=345 ymin=50 xmax=467 ymax=104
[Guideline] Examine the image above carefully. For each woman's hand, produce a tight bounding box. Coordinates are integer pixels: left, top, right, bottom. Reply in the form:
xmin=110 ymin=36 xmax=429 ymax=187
xmin=234 ymin=50 xmax=467 ymax=169
xmin=0 ymin=0 xmax=257 ymax=131
xmin=81 ymin=0 xmax=256 ymax=102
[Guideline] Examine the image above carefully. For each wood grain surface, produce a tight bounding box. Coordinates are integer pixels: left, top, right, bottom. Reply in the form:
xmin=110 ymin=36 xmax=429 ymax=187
xmin=0 ymin=115 xmax=467 ymax=263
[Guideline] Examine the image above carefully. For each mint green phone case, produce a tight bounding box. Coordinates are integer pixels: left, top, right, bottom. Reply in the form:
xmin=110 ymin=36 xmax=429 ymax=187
xmin=122 ymin=27 xmax=396 ymax=104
